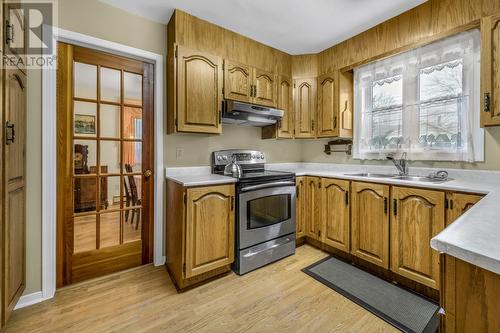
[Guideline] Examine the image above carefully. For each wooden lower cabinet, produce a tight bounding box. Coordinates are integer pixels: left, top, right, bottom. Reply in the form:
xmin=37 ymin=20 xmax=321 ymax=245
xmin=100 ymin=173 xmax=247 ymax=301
xmin=351 ymin=182 xmax=390 ymax=269
xmin=321 ymin=178 xmax=350 ymax=252
xmin=445 ymin=192 xmax=483 ymax=226
xmin=305 ymin=177 xmax=321 ymax=239
xmin=295 ymin=177 xmax=306 ymax=239
xmin=391 ymin=186 xmax=445 ymax=289
xmin=166 ymin=181 xmax=235 ymax=289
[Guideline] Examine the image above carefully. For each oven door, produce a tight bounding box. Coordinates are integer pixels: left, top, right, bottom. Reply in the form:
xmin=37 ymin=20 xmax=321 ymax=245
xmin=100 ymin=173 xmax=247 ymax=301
xmin=238 ymin=181 xmax=296 ymax=250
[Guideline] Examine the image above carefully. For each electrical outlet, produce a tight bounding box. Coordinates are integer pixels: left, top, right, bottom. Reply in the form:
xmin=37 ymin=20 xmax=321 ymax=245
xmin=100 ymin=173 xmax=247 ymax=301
xmin=176 ymin=147 xmax=183 ymax=160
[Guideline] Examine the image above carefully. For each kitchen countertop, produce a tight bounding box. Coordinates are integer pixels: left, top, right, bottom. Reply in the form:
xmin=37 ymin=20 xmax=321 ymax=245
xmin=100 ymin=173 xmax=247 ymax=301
xmin=166 ymin=163 xmax=500 ymax=275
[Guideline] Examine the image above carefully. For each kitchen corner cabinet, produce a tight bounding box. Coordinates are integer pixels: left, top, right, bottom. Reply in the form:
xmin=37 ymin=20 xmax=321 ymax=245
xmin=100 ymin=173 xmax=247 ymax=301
xmin=224 ymin=60 xmax=277 ymax=107
xmin=261 ymin=75 xmax=294 ymax=139
xmin=480 ymin=13 xmax=500 ymax=127
xmin=305 ymin=177 xmax=321 ymax=239
xmin=445 ymin=192 xmax=483 ymax=226
xmin=168 ymin=45 xmax=223 ymax=134
xmin=337 ymin=70 xmax=354 ymax=138
xmin=294 ymin=78 xmax=317 ymax=138
xmin=166 ymin=181 xmax=235 ymax=289
xmin=321 ymin=178 xmax=350 ymax=252
xmin=295 ymin=177 xmax=306 ymax=239
xmin=317 ymin=72 xmax=338 ymax=137
xmin=351 ymin=182 xmax=390 ymax=269
xmin=391 ymin=187 xmax=445 ymax=289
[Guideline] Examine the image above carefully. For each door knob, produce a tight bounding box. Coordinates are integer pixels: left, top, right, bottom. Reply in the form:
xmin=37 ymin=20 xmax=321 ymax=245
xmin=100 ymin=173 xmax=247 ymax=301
xmin=143 ymin=169 xmax=152 ymax=178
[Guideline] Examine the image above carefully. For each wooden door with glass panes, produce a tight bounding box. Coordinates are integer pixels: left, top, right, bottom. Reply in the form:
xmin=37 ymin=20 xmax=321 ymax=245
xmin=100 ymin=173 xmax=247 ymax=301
xmin=56 ymin=43 xmax=154 ymax=286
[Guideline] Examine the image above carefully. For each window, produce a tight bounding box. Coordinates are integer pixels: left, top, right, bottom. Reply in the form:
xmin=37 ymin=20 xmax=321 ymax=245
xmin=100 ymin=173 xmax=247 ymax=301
xmin=353 ymin=29 xmax=483 ymax=162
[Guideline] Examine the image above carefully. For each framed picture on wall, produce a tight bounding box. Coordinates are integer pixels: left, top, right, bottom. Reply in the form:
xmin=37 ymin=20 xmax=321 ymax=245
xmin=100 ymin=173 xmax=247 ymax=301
xmin=75 ymin=114 xmax=96 ymax=135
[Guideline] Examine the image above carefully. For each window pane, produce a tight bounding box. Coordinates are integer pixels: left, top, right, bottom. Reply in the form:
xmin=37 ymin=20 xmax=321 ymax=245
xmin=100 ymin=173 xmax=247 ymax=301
xmin=372 ymin=75 xmax=402 ymax=110
xmin=100 ymin=104 xmax=121 ymax=138
xmin=420 ymin=60 xmax=463 ymax=102
xmin=123 ymin=107 xmax=142 ymax=139
xmin=123 ymin=142 xmax=142 ymax=173
xmin=101 ymin=176 xmax=121 ymax=211
xmin=100 ymin=211 xmax=121 ymax=248
xmin=74 ymin=140 xmax=97 ymax=174
xmin=419 ymin=99 xmax=462 ymax=149
xmin=74 ymin=214 xmax=97 ymax=253
xmin=74 ymin=62 xmax=97 ymax=100
xmin=123 ymin=209 xmax=141 ymax=243
xmin=100 ymin=140 xmax=121 ymax=174
xmin=100 ymin=67 xmax=121 ymax=103
xmin=124 ymin=72 xmax=142 ymax=106
xmin=371 ymin=109 xmax=403 ymax=149
xmin=74 ymin=177 xmax=97 ymax=213
xmin=74 ymin=102 xmax=97 ymax=137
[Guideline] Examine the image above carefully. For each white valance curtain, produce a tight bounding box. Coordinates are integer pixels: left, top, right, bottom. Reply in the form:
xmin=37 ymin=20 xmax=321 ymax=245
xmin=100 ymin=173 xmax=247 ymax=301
xmin=353 ymin=29 xmax=483 ymax=162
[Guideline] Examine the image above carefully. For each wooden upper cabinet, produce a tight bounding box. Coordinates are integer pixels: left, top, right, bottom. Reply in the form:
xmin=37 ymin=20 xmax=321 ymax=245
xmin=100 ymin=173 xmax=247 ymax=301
xmin=296 ymin=177 xmax=306 ymax=239
xmin=253 ymin=68 xmax=277 ymax=107
xmin=223 ymin=60 xmax=252 ymax=103
xmin=481 ymin=14 xmax=500 ymax=127
xmin=445 ymin=192 xmax=483 ymax=226
xmin=294 ymin=78 xmax=317 ymax=138
xmin=277 ymin=75 xmax=294 ymax=138
xmin=305 ymin=177 xmax=321 ymax=239
xmin=351 ymin=182 xmax=390 ymax=269
xmin=185 ymin=185 xmax=235 ymax=278
xmin=174 ymin=45 xmax=223 ymax=134
xmin=317 ymin=73 xmax=338 ymax=138
xmin=338 ymin=70 xmax=353 ymax=138
xmin=321 ymin=178 xmax=350 ymax=252
xmin=391 ymin=187 xmax=445 ymax=289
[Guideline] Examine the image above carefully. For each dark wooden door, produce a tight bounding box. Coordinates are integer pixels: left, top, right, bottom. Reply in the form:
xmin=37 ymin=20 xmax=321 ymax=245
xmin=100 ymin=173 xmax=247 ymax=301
xmin=56 ymin=43 xmax=155 ymax=286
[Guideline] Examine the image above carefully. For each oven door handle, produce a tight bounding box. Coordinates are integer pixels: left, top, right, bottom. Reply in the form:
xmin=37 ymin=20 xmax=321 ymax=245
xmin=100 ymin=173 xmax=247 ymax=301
xmin=240 ymin=181 xmax=296 ymax=192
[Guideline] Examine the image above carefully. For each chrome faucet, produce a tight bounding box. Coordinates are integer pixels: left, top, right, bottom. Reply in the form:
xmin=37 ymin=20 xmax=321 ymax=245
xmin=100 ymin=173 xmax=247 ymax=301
xmin=387 ymin=152 xmax=409 ymax=176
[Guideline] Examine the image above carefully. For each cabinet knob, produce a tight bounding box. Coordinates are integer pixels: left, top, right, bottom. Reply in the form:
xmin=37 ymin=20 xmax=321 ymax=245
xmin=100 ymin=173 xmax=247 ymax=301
xmin=143 ymin=169 xmax=153 ymax=178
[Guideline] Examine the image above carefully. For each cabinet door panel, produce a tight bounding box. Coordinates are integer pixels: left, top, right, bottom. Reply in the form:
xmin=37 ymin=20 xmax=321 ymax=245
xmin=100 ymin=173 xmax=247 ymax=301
xmin=185 ymin=185 xmax=234 ymax=278
xmin=176 ymin=46 xmax=222 ymax=134
xmin=305 ymin=177 xmax=320 ymax=239
xmin=481 ymin=14 xmax=500 ymax=126
xmin=351 ymin=182 xmax=389 ymax=268
xmin=294 ymin=78 xmax=317 ymax=138
xmin=277 ymin=75 xmax=293 ymax=138
xmin=317 ymin=73 xmax=338 ymax=138
xmin=446 ymin=193 xmax=483 ymax=226
xmin=321 ymin=178 xmax=349 ymax=252
xmin=296 ymin=177 xmax=306 ymax=238
xmin=338 ymin=70 xmax=353 ymax=138
xmin=391 ymin=187 xmax=445 ymax=289
xmin=224 ymin=60 xmax=252 ymax=103
xmin=253 ymin=68 xmax=277 ymax=107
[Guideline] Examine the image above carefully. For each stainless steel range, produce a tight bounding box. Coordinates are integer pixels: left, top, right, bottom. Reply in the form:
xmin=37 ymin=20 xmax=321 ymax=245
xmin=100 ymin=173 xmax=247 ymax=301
xmin=212 ymin=150 xmax=296 ymax=275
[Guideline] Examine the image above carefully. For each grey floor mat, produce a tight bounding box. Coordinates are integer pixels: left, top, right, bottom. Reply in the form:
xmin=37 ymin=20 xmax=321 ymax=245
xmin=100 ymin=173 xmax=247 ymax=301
xmin=303 ymin=256 xmax=439 ymax=333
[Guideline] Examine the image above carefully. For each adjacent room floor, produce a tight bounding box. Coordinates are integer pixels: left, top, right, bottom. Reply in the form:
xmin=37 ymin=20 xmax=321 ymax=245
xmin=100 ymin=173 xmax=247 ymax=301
xmin=5 ymin=245 xmax=397 ymax=332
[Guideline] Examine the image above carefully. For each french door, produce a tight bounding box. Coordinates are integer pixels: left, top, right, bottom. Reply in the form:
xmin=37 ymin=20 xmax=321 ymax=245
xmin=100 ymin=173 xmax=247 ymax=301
xmin=56 ymin=43 xmax=154 ymax=286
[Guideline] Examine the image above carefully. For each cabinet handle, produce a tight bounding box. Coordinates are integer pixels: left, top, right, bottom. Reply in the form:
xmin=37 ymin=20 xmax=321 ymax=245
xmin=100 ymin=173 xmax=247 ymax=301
xmin=5 ymin=121 xmax=15 ymax=145
xmin=6 ymin=21 xmax=14 ymax=44
xmin=384 ymin=197 xmax=388 ymax=214
xmin=231 ymin=196 xmax=235 ymax=211
xmin=296 ymin=185 xmax=299 ymax=198
xmin=450 ymin=199 xmax=454 ymax=210
xmin=393 ymin=199 xmax=398 ymax=216
xmin=333 ymin=116 xmax=337 ymax=129
xmin=250 ymin=85 xmax=253 ymax=97
xmin=483 ymin=92 xmax=491 ymax=112
xmin=311 ymin=119 xmax=315 ymax=131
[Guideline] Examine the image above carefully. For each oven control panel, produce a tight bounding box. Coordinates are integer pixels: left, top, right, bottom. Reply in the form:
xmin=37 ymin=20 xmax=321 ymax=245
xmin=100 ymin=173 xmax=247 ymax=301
xmin=212 ymin=150 xmax=266 ymax=166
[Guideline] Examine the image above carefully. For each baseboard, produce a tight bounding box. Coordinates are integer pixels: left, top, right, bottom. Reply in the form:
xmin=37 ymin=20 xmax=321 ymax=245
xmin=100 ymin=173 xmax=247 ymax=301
xmin=14 ymin=291 xmax=47 ymax=310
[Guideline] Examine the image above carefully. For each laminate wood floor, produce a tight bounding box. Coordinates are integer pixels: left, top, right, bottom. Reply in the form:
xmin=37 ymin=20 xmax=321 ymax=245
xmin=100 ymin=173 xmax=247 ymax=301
xmin=5 ymin=245 xmax=397 ymax=333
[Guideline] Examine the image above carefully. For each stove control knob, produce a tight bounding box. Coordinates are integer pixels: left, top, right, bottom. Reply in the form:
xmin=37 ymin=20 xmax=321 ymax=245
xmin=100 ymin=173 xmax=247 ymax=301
xmin=222 ymin=155 xmax=227 ymax=160
xmin=251 ymin=154 xmax=256 ymax=159
xmin=260 ymin=154 xmax=264 ymax=159
xmin=216 ymin=156 xmax=222 ymax=161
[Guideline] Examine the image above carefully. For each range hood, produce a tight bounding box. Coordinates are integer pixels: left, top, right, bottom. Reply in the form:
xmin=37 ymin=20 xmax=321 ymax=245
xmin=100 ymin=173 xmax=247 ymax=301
xmin=222 ymin=100 xmax=284 ymax=127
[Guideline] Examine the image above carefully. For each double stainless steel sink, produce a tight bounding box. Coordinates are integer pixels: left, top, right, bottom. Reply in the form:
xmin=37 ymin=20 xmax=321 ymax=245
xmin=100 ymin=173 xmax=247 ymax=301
xmin=345 ymin=173 xmax=452 ymax=183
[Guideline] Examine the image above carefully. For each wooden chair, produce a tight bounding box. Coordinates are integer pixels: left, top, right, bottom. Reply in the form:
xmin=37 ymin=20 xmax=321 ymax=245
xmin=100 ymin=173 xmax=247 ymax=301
xmin=125 ymin=164 xmax=141 ymax=230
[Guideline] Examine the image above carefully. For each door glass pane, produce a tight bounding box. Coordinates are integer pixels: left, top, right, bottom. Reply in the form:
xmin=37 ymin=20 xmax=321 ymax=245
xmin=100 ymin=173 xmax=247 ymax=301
xmin=247 ymin=194 xmax=290 ymax=229
xmin=100 ymin=67 xmax=121 ymax=103
xmin=102 ymin=176 xmax=121 ymax=211
xmin=123 ymin=107 xmax=142 ymax=139
xmin=74 ymin=177 xmax=97 ymax=213
xmin=99 ymin=211 xmax=121 ymax=248
xmin=100 ymin=140 xmax=121 ymax=174
xmin=74 ymin=140 xmax=97 ymax=174
xmin=100 ymin=104 xmax=121 ymax=138
xmin=123 ymin=175 xmax=142 ymax=207
xmin=124 ymin=72 xmax=142 ymax=106
xmin=74 ymin=62 xmax=97 ymax=99
xmin=74 ymin=101 xmax=97 ymax=137
xmin=123 ymin=209 xmax=141 ymax=243
xmin=74 ymin=214 xmax=97 ymax=253
xmin=123 ymin=142 xmax=141 ymax=173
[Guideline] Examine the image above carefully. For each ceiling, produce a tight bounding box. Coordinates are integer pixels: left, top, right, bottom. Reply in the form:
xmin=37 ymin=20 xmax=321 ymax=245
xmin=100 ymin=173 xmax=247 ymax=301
xmin=100 ymin=0 xmax=427 ymax=55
